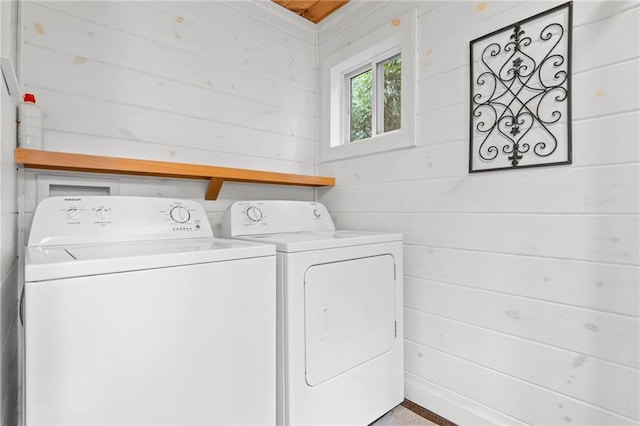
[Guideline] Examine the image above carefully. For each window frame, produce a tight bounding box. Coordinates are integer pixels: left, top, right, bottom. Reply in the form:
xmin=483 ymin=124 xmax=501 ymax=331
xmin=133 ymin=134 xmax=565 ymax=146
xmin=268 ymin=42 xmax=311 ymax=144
xmin=343 ymin=49 xmax=401 ymax=144
xmin=321 ymin=9 xmax=417 ymax=162
xmin=344 ymin=63 xmax=374 ymax=143
xmin=378 ymin=53 xmax=402 ymax=135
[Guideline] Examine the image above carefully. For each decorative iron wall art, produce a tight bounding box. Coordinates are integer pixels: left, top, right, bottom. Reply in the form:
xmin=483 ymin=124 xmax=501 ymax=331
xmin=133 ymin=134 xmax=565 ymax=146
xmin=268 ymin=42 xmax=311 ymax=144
xmin=469 ymin=2 xmax=572 ymax=172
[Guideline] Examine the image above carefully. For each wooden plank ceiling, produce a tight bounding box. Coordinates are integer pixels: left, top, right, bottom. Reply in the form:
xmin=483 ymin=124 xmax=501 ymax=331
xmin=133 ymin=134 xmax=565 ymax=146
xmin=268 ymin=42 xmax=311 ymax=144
xmin=272 ymin=0 xmax=350 ymax=24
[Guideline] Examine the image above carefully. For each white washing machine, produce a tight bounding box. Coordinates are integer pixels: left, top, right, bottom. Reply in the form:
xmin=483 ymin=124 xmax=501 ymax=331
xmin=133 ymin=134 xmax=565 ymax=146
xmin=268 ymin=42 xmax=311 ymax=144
xmin=24 ymin=196 xmax=276 ymax=425
xmin=221 ymin=200 xmax=403 ymax=425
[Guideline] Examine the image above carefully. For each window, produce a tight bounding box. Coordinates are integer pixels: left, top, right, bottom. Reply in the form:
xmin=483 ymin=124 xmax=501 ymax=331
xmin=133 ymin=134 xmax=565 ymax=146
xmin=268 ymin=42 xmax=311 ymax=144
xmin=321 ymin=9 xmax=416 ymax=162
xmin=347 ymin=53 xmax=401 ymax=143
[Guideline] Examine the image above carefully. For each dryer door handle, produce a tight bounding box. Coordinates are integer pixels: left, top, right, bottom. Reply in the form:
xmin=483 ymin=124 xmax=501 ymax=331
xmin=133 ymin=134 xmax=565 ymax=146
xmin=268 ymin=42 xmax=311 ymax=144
xmin=320 ymin=305 xmax=330 ymax=341
xmin=19 ymin=287 xmax=25 ymax=326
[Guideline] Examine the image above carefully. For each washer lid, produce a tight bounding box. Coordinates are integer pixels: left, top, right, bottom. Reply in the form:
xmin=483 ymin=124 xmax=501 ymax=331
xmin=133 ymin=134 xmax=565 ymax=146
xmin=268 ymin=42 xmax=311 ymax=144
xmin=238 ymin=230 xmax=402 ymax=253
xmin=25 ymin=237 xmax=274 ymax=282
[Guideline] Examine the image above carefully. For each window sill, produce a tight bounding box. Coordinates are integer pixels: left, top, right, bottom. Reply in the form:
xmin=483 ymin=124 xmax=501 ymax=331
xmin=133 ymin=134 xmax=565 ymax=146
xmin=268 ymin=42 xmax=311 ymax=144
xmin=320 ymin=128 xmax=414 ymax=162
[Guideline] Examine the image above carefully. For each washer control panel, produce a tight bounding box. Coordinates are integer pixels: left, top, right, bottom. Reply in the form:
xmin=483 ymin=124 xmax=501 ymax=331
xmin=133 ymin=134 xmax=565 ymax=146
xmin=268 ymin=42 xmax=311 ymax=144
xmin=28 ymin=196 xmax=213 ymax=247
xmin=221 ymin=200 xmax=335 ymax=237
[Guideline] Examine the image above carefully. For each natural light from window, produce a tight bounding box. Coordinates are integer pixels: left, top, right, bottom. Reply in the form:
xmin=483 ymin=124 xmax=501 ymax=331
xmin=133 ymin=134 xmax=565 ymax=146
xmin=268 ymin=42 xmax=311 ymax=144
xmin=347 ymin=54 xmax=402 ymax=143
xmin=321 ymin=9 xmax=416 ymax=162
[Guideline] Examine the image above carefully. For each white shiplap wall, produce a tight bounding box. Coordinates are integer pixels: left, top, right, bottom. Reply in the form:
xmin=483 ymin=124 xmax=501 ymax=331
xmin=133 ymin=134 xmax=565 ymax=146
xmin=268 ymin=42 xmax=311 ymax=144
xmin=318 ymin=1 xmax=639 ymax=425
xmin=20 ymin=0 xmax=318 ymax=235
xmin=17 ymin=2 xmax=317 ymax=422
xmin=0 ymin=0 xmax=19 ymax=424
xmin=14 ymin=1 xmax=640 ymax=425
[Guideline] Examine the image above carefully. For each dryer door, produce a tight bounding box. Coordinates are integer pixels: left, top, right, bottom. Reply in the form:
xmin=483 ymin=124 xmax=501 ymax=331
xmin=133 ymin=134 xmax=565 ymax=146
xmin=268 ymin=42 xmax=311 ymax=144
xmin=304 ymin=254 xmax=396 ymax=386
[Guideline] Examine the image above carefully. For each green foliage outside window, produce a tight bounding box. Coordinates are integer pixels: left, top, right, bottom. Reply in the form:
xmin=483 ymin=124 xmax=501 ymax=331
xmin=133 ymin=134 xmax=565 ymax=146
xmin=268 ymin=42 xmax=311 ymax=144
xmin=383 ymin=56 xmax=402 ymax=132
xmin=349 ymin=70 xmax=372 ymax=142
xmin=348 ymin=56 xmax=401 ymax=143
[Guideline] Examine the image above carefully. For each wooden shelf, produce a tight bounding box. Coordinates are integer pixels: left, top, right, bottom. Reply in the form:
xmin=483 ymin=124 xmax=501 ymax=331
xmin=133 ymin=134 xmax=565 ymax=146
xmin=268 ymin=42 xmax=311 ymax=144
xmin=15 ymin=148 xmax=335 ymax=200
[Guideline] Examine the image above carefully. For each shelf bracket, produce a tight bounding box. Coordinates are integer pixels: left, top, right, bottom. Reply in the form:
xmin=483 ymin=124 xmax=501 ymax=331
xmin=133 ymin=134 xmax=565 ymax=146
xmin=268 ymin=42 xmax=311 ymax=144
xmin=205 ymin=178 xmax=225 ymax=200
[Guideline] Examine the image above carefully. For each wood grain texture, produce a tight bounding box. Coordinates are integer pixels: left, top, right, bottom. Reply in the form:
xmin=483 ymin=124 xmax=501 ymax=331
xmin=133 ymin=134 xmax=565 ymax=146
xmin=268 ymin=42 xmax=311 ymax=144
xmin=20 ymin=0 xmax=320 ymax=206
xmin=321 ymin=164 xmax=640 ymax=214
xmin=205 ymin=179 xmax=225 ymax=201
xmin=22 ymin=46 xmax=316 ymax=132
xmin=405 ymin=309 xmax=640 ymax=419
xmin=319 ymin=111 xmax=640 ymax=185
xmin=272 ymin=0 xmax=349 ymax=23
xmin=15 ymin=149 xmax=334 ymax=200
xmin=24 ymin=2 xmax=316 ymax=90
xmin=228 ymin=1 xmax=316 ymax=42
xmin=401 ymin=399 xmax=457 ymax=426
xmin=404 ymin=277 xmax=639 ymax=368
xmin=319 ymin=1 xmax=438 ymax=57
xmin=331 ymin=212 xmax=639 ymax=266
xmin=405 ymin=341 xmax=637 ymax=425
xmin=404 ymin=373 xmax=529 ymax=426
xmin=26 ymin=81 xmax=315 ymax=148
xmin=0 ymin=6 xmax=20 ymax=424
xmin=318 ymin=1 xmax=640 ymax=424
xmin=37 ymin=130 xmax=315 ymax=176
xmin=404 ymin=245 xmax=639 ymax=316
xmin=0 ymin=264 xmax=19 ymax=426
xmin=150 ymin=1 xmax=316 ymax=67
xmin=303 ymin=1 xmax=349 ymax=23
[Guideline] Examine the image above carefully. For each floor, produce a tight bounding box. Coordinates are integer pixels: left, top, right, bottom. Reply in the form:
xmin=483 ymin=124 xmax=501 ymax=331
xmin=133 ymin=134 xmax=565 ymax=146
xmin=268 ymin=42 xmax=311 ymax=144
xmin=371 ymin=405 xmax=439 ymax=426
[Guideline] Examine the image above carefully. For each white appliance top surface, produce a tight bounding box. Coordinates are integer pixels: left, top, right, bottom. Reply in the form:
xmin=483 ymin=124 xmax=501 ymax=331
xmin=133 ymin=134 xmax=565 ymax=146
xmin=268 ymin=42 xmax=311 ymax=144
xmin=237 ymin=230 xmax=402 ymax=253
xmin=222 ymin=200 xmax=400 ymax=252
xmin=26 ymin=196 xmax=274 ymax=281
xmin=26 ymin=237 xmax=273 ymax=282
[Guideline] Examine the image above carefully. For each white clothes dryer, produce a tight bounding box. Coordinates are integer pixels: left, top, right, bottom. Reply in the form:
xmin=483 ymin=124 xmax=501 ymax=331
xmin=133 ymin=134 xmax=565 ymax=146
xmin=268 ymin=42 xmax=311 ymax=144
xmin=24 ymin=196 xmax=276 ymax=425
xmin=222 ymin=200 xmax=403 ymax=425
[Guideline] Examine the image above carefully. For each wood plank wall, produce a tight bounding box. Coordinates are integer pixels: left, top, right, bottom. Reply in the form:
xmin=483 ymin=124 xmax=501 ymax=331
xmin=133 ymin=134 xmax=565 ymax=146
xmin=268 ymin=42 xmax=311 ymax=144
xmin=0 ymin=0 xmax=19 ymax=424
xmin=20 ymin=0 xmax=318 ymax=234
xmin=0 ymin=85 xmax=18 ymax=426
xmin=317 ymin=1 xmax=639 ymax=424
xmin=16 ymin=2 xmax=318 ymax=423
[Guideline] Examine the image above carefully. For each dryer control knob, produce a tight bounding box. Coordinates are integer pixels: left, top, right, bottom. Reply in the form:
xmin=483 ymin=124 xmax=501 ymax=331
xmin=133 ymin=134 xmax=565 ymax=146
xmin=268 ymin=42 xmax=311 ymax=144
xmin=313 ymin=209 xmax=321 ymax=218
xmin=170 ymin=206 xmax=191 ymax=223
xmin=96 ymin=208 xmax=108 ymax=221
xmin=66 ymin=208 xmax=80 ymax=220
xmin=246 ymin=206 xmax=263 ymax=222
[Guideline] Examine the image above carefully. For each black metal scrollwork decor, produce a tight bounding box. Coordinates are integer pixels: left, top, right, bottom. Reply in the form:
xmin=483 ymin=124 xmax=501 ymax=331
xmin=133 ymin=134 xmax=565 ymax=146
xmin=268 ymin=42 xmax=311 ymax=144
xmin=469 ymin=2 xmax=572 ymax=172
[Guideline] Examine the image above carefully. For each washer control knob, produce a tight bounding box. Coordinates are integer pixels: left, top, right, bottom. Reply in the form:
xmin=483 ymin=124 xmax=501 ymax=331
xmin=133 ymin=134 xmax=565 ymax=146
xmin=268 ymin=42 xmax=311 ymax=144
xmin=246 ymin=206 xmax=263 ymax=222
xmin=66 ymin=208 xmax=80 ymax=220
xmin=170 ymin=206 xmax=191 ymax=223
xmin=313 ymin=209 xmax=321 ymax=218
xmin=96 ymin=208 xmax=108 ymax=221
